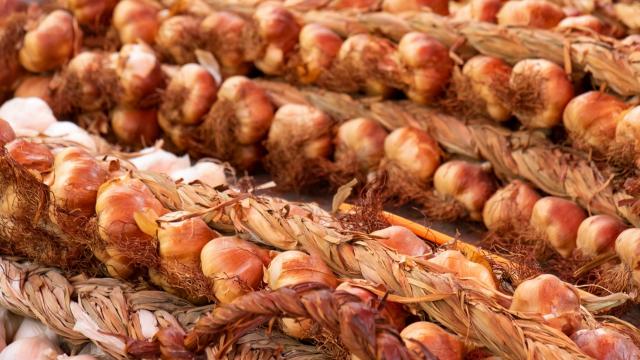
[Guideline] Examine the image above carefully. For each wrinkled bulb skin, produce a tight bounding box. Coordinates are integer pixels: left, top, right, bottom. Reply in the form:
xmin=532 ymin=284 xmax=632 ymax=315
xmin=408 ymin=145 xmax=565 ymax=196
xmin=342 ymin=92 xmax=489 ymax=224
xmin=510 ymin=59 xmax=574 ymax=129
xmin=615 ymin=229 xmax=640 ymax=288
xmin=510 ymin=274 xmax=581 ymax=335
xmin=382 ymin=0 xmax=449 ymax=15
xmin=201 ymin=236 xmax=271 ymax=304
xmin=497 ymin=0 xmax=565 ymax=29
xmin=461 ymin=55 xmax=512 ymax=122
xmin=563 ymin=91 xmax=628 ymax=154
xmin=19 ymin=10 xmax=80 ymax=73
xmin=115 ymin=43 xmax=164 ymax=105
xmin=370 ymin=226 xmax=431 ymax=257
xmin=427 ymin=250 xmax=497 ymax=290
xmin=576 ymin=215 xmax=627 ymax=258
xmin=50 ymin=147 xmax=108 ymax=218
xmin=482 ymin=180 xmax=540 ymax=231
xmin=529 ymin=197 xmax=587 ymax=258
xmin=67 ymin=0 xmax=119 ymax=28
xmin=110 ymin=106 xmax=160 ymax=147
xmin=383 ymin=127 xmax=441 ymax=183
xmin=297 ymin=24 xmax=342 ymax=85
xmin=162 ymin=64 xmax=218 ymax=126
xmin=95 ymin=176 xmax=168 ymax=279
xmin=0 ymin=118 xmax=15 ymax=147
xmin=335 ymin=118 xmax=387 ymax=173
xmin=572 ymin=328 xmax=640 ymax=359
xmin=5 ymin=139 xmax=53 ymax=173
xmin=469 ymin=0 xmax=504 ymax=22
xmin=218 ymin=76 xmax=274 ymax=145
xmin=155 ymin=15 xmax=199 ymax=64
xmin=433 ymin=161 xmax=497 ymax=221
xmin=398 ymin=32 xmax=453 ymax=105
xmin=400 ymin=322 xmax=464 ymax=360
xmin=112 ymin=0 xmax=161 ymax=45
xmin=253 ymin=2 xmax=301 ymax=75
xmin=199 ymin=11 xmax=250 ymax=77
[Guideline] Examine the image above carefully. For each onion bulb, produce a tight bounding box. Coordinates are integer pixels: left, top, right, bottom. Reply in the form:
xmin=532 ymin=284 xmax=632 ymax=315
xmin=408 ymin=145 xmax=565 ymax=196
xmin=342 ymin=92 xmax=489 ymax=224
xmin=110 ymin=106 xmax=160 ymax=147
xmin=96 ymin=175 xmax=168 ymax=278
xmin=64 ymin=0 xmax=119 ymax=27
xmin=334 ymin=118 xmax=387 ymax=174
xmin=427 ymin=250 xmax=497 ymax=290
xmin=614 ymin=229 xmax=640 ymax=288
xmin=400 ymin=322 xmax=463 ymax=360
xmin=482 ymin=180 xmax=540 ymax=231
xmin=113 ymin=43 xmax=163 ymax=106
xmin=370 ymin=226 xmax=430 ymax=257
xmin=253 ymin=2 xmax=301 ymax=75
xmin=510 ymin=59 xmax=574 ymax=129
xmin=0 ymin=97 xmax=57 ymax=135
xmin=575 ymin=215 xmax=627 ymax=258
xmin=571 ymin=328 xmax=640 ymax=359
xmin=336 ymin=282 xmax=408 ymax=331
xmin=468 ymin=0 xmax=504 ymax=22
xmin=382 ymin=0 xmax=448 ymax=15
xmin=160 ymin=63 xmax=218 ymax=126
xmin=112 ymin=0 xmax=161 ymax=45
xmin=0 ymin=335 xmax=61 ymax=360
xmin=510 ymin=274 xmax=581 ymax=335
xmin=156 ymin=215 xmax=217 ymax=267
xmin=170 ymin=161 xmax=227 ymax=189
xmin=433 ymin=160 xmax=496 ymax=221
xmin=57 ymin=51 xmax=117 ymax=113
xmin=297 ymin=24 xmax=342 ymax=84
xmin=129 ymin=147 xmax=190 ymax=174
xmin=383 ymin=127 xmax=441 ymax=183
xmin=530 ymin=197 xmax=587 ymax=258
xmin=201 ymin=236 xmax=271 ymax=304
xmin=199 ymin=11 xmax=250 ymax=77
xmin=613 ymin=105 xmax=640 ymax=167
xmin=5 ymin=140 xmax=54 ymax=173
xmin=155 ymin=15 xmax=199 ymax=64
xmin=563 ymin=91 xmax=628 ymax=154
xmin=461 ymin=55 xmax=511 ymax=122
xmin=497 ymin=0 xmax=565 ymax=29
xmin=15 ymin=76 xmax=54 ymax=109
xmin=398 ymin=32 xmax=453 ymax=104
xmin=556 ymin=15 xmax=604 ymax=34
xmin=19 ymin=10 xmax=80 ymax=72
xmin=0 ymin=118 xmax=15 ymax=146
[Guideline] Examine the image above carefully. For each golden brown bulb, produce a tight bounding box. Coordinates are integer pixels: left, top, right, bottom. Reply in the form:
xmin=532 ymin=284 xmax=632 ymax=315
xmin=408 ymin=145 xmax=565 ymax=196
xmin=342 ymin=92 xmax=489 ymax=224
xmin=297 ymin=24 xmax=342 ymax=85
xmin=157 ymin=216 xmax=218 ymax=266
xmin=469 ymin=0 xmax=504 ymax=23
xmin=400 ymin=322 xmax=463 ymax=360
xmin=556 ymin=15 xmax=604 ymax=34
xmin=113 ymin=43 xmax=164 ymax=105
xmin=199 ymin=11 xmax=250 ymax=77
xmin=112 ymin=0 xmax=161 ymax=45
xmin=370 ymin=226 xmax=431 ymax=257
xmin=66 ymin=0 xmax=119 ymax=27
xmin=162 ymin=64 xmax=218 ymax=126
xmin=497 ymin=0 xmax=565 ymax=29
xmin=383 ymin=127 xmax=441 ymax=183
xmin=482 ymin=180 xmax=540 ymax=231
xmin=335 ymin=118 xmax=387 ymax=173
xmin=155 ymin=15 xmax=199 ymax=64
xmin=576 ymin=215 xmax=627 ymax=258
xmin=529 ymin=197 xmax=587 ymax=258
xmin=382 ymin=0 xmax=449 ymax=15
xmin=614 ymin=105 xmax=640 ymax=165
xmin=253 ymin=2 xmax=301 ymax=75
xmin=427 ymin=250 xmax=497 ymax=290
xmin=267 ymin=250 xmax=338 ymax=290
xmin=14 ymin=76 xmax=54 ymax=109
xmin=201 ymin=236 xmax=271 ymax=304
xmin=267 ymin=104 xmax=333 ymax=160
xmin=510 ymin=274 xmax=581 ymax=335
xmin=5 ymin=139 xmax=53 ymax=173
xmin=59 ymin=51 xmax=115 ymax=112
xmin=0 ymin=118 xmax=15 ymax=147
xmin=110 ymin=106 xmax=160 ymax=147
xmin=461 ymin=55 xmax=512 ymax=122
xmin=572 ymin=328 xmax=640 ymax=360
xmin=19 ymin=10 xmax=80 ymax=72
xmin=50 ymin=147 xmax=108 ymax=217
xmin=614 ymin=229 xmax=640 ymax=288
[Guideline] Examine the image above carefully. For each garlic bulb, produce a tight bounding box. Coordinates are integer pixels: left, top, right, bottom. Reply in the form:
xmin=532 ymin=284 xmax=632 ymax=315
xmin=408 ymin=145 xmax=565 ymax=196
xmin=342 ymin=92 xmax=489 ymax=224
xmin=433 ymin=161 xmax=496 ymax=221
xmin=15 ymin=76 xmax=54 ymax=109
xmin=482 ymin=180 xmax=540 ymax=231
xmin=0 ymin=118 xmax=15 ymax=146
xmin=253 ymin=2 xmax=301 ymax=75
xmin=44 ymin=121 xmax=96 ymax=152
xmin=65 ymin=0 xmax=119 ymax=27
xmin=267 ymin=104 xmax=333 ymax=160
xmin=382 ymin=0 xmax=448 ymax=14
xmin=129 ymin=147 xmax=190 ymax=174
xmin=469 ymin=0 xmax=504 ymax=22
xmin=155 ymin=15 xmax=199 ymax=64
xmin=201 ymin=236 xmax=271 ymax=304
xmin=563 ymin=91 xmax=628 ymax=154
xmin=398 ymin=32 xmax=453 ymax=104
xmin=112 ymin=0 xmax=161 ymax=45
xmin=510 ymin=274 xmax=581 ymax=335
xmin=370 ymin=226 xmax=430 ymax=257
xmin=575 ymin=215 xmax=627 ymax=258
xmin=614 ymin=229 xmax=640 ymax=288
xmin=110 ymin=106 xmax=160 ymax=147
xmin=510 ymin=59 xmax=574 ymax=129
xmin=297 ymin=24 xmax=342 ymax=84
xmin=497 ymin=0 xmax=565 ymax=29
xmin=19 ymin=10 xmax=80 ymax=72
xmin=427 ymin=250 xmax=497 ymax=290
xmin=199 ymin=11 xmax=250 ymax=77
xmin=50 ymin=147 xmax=108 ymax=217
xmin=335 ymin=118 xmax=387 ymax=173
xmin=114 ymin=43 xmax=163 ymax=106
xmin=169 ymin=161 xmax=227 ymax=188
xmin=461 ymin=55 xmax=512 ymax=122
xmin=5 ymin=140 xmax=54 ymax=173
xmin=556 ymin=15 xmax=604 ymax=34
xmin=58 ymin=51 xmax=116 ymax=112
xmin=0 ymin=335 xmax=61 ymax=360
xmin=400 ymin=322 xmax=464 ymax=360
xmin=13 ymin=318 xmax=58 ymax=344
xmin=0 ymin=98 xmax=57 ymax=135
xmin=383 ymin=127 xmax=441 ymax=183
xmin=571 ymin=328 xmax=640 ymax=359
xmin=529 ymin=197 xmax=587 ymax=258
xmin=96 ymin=175 xmax=168 ymax=278
xmin=161 ymin=64 xmax=218 ymax=126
